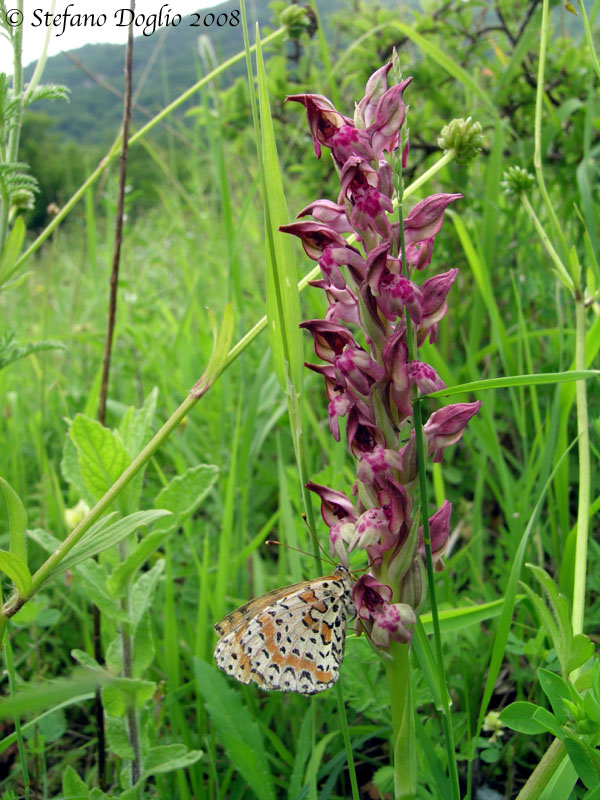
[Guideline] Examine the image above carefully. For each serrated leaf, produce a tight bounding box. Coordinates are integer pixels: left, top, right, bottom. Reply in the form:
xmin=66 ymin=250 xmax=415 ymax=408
xmin=62 ymin=765 xmax=90 ymax=798
xmin=141 ymin=744 xmax=203 ymax=778
xmin=0 ymin=332 xmax=63 ymax=370
xmin=105 ymin=715 xmax=134 ymax=759
xmin=69 ymin=414 xmax=130 ymax=502
xmin=373 ymin=765 xmax=395 ymax=792
xmin=107 ymin=530 xmax=170 ymax=597
xmin=24 ymin=83 xmax=70 ymax=105
xmin=0 ymin=550 xmax=31 ymax=596
xmin=76 ymin=561 xmax=130 ymax=623
xmin=153 ymin=463 xmax=219 ymax=533
xmin=0 ymin=476 xmax=27 ymax=563
xmin=61 ymin=435 xmax=94 ymax=505
xmin=564 ymin=737 xmax=600 ymax=789
xmin=538 ymin=668 xmax=570 ymax=724
xmin=129 ymin=561 xmax=165 ymax=629
xmin=499 ymin=702 xmax=548 ymax=734
xmin=119 ymin=387 xmax=158 ymax=458
xmin=194 ymin=658 xmax=275 ymax=800
xmin=132 ymin=615 xmax=155 ymax=678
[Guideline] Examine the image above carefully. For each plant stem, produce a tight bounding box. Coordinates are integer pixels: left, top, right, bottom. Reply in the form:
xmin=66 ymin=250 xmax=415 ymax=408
xmin=571 ymin=294 xmax=590 ymax=638
xmin=515 ymin=738 xmax=566 ymax=800
xmin=413 ymin=401 xmax=461 ymax=800
xmin=335 ymin=681 xmax=360 ymax=800
xmin=385 ymin=642 xmax=416 ymax=800
xmin=4 ymin=635 xmax=31 ymax=799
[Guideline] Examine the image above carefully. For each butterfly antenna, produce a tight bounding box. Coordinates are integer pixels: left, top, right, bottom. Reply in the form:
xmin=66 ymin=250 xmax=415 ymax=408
xmin=301 ymin=513 xmax=335 ymax=564
xmin=265 ymin=540 xmax=332 ymax=564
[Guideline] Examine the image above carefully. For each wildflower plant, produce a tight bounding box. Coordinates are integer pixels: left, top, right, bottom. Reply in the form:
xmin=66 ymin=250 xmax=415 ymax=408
xmin=280 ymin=57 xmax=481 ymax=795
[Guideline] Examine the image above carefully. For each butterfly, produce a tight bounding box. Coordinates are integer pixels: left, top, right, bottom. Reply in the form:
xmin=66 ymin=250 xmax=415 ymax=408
xmin=214 ymin=565 xmax=355 ymax=694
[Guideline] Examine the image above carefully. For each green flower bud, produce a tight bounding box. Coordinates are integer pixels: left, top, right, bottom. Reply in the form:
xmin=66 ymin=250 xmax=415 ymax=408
xmin=438 ymin=117 xmax=483 ymax=164
xmin=280 ymin=5 xmax=317 ymax=40
xmin=501 ymin=165 xmax=536 ymax=196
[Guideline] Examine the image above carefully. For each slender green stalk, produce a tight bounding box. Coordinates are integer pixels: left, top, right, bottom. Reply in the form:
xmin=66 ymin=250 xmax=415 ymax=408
xmin=571 ymin=295 xmax=590 ymax=638
xmin=515 ymin=738 xmax=566 ymax=800
xmin=577 ymin=0 xmax=600 ymax=83
xmin=334 ymin=681 xmax=360 ymax=800
xmin=533 ymin=0 xmax=570 ymax=266
xmin=4 ymin=635 xmax=31 ymax=800
xmin=413 ymin=401 xmax=461 ymax=800
xmin=401 ymin=149 xmax=455 ymax=199
xmin=385 ymin=643 xmax=416 ymax=800
xmin=394 ymin=116 xmax=459 ymax=799
xmin=520 ymin=194 xmax=572 ymax=289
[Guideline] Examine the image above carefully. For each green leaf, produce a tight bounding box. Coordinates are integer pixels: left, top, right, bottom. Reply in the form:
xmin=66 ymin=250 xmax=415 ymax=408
xmin=582 ymin=784 xmax=600 ymax=800
xmin=255 ymin=31 xmax=303 ymax=397
xmin=69 ymin=414 xmax=130 ymax=502
xmin=119 ymin=387 xmax=158 ymax=458
xmin=564 ymin=737 xmax=600 ymax=790
xmin=141 ymin=744 xmax=203 ymax=778
xmin=0 ymin=216 xmax=25 ymax=285
xmin=193 ymin=303 xmax=234 ymax=393
xmin=62 ymin=765 xmax=90 ymax=798
xmin=583 ymin=691 xmax=600 ymax=725
xmin=537 ymin=669 xmax=570 ymax=724
xmin=420 ymin=597 xmax=509 ymax=635
xmin=288 ymin=704 xmax=314 ymax=800
xmin=567 ymin=635 xmax=595 ymax=674
xmin=194 ymin=658 xmax=275 ymax=800
xmin=102 ymin=678 xmax=156 ymax=717
xmin=0 ymin=477 xmax=27 ymax=564
xmin=153 ymin=463 xmax=219 ymax=533
xmin=105 ymin=715 xmax=134 ymax=759
xmin=107 ymin=530 xmax=170 ymax=596
xmin=71 ymin=649 xmax=101 ymax=670
xmin=61 ymin=436 xmax=94 ymax=505
xmin=132 ymin=615 xmax=155 ymax=678
xmin=129 ymin=560 xmax=165 ymax=629
xmin=532 ymin=707 xmax=564 ymax=739
xmin=0 ymin=333 xmax=63 ymax=370
xmin=0 ymin=550 xmax=31 ymax=596
xmin=498 ymin=702 xmax=548 ymax=734
xmin=426 ymin=370 xmax=599 ymax=398
xmin=75 ymin=561 xmax=130 ymax=623
xmin=0 ymin=670 xmax=106 ymax=719
xmin=53 ymin=510 xmax=170 ymax=581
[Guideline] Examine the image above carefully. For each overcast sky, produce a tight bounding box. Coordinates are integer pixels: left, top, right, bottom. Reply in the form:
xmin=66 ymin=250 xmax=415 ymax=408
xmin=0 ymin=1 xmax=219 ymax=73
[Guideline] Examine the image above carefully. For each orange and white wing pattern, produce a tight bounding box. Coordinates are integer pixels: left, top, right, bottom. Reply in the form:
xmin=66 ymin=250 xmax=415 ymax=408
xmin=214 ymin=565 xmax=354 ymax=694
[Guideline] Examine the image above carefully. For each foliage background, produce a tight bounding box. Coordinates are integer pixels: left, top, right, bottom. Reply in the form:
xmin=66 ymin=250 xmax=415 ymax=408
xmin=0 ymin=0 xmax=598 ymax=798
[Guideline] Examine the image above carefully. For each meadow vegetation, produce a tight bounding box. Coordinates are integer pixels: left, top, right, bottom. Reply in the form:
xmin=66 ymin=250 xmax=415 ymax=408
xmin=0 ymin=1 xmax=598 ymax=798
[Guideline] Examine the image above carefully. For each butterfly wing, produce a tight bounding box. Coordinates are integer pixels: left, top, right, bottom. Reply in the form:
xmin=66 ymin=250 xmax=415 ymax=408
xmin=214 ymin=569 xmax=354 ymax=694
xmin=214 ymin=579 xmax=314 ymax=637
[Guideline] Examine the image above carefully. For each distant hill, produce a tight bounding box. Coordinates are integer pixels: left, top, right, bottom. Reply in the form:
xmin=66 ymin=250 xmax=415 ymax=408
xmin=23 ymin=0 xmax=262 ymax=144
xmin=24 ymin=0 xmax=399 ymax=146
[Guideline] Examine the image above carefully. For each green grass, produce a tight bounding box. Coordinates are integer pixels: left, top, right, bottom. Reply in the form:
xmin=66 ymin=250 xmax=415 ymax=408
xmin=0 ymin=1 xmax=598 ymax=798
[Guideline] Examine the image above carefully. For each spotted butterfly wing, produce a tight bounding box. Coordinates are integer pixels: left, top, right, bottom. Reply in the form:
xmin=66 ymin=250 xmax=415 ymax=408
xmin=214 ymin=565 xmax=354 ymax=694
